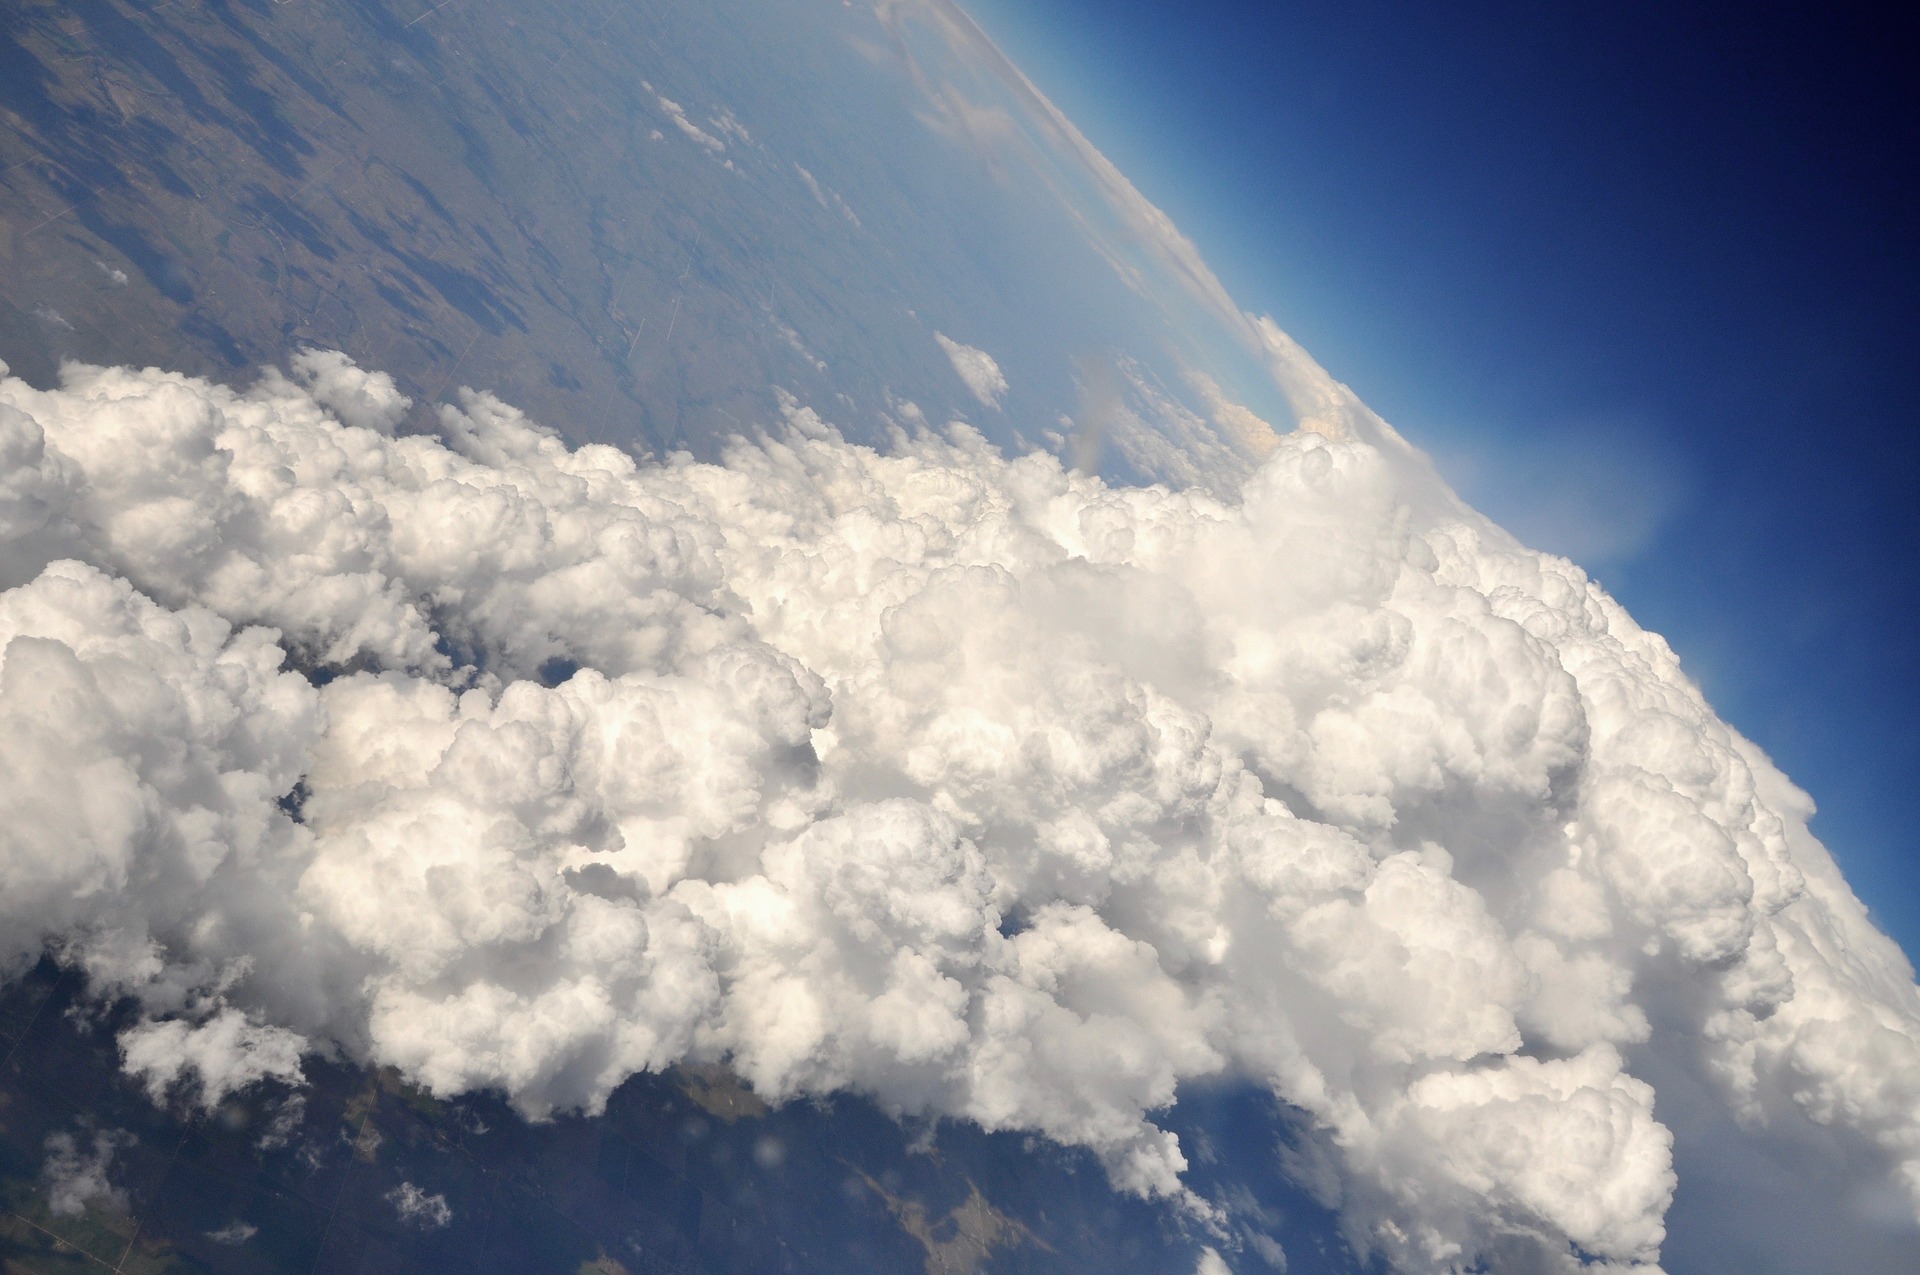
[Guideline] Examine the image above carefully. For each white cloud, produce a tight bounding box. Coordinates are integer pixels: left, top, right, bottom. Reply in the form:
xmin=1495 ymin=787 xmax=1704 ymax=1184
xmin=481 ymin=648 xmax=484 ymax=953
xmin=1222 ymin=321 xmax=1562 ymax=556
xmin=1 ymin=353 xmax=1918 ymax=1270
xmin=934 ymin=332 xmax=1008 ymax=409
xmin=711 ymin=107 xmax=752 ymax=145
xmin=387 ymin=1182 xmax=452 ymax=1229
xmin=1073 ymin=356 xmax=1278 ymax=491
xmin=795 ymin=164 xmax=862 ymax=228
xmin=771 ymin=315 xmax=829 ymax=372
xmin=657 ymin=95 xmax=727 ymax=155
xmin=121 ymin=1009 xmax=306 ymax=1109
xmin=289 ymin=346 xmax=410 ymax=434
xmin=42 ymin=1129 xmax=134 ymax=1218
xmin=206 ymin=1220 xmax=258 ymax=1245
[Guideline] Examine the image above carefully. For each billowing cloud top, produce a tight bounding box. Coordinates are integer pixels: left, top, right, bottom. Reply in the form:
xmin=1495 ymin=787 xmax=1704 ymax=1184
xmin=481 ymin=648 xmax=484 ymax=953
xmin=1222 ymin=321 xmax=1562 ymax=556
xmin=935 ymin=333 xmax=1010 ymax=410
xmin=2 ymin=351 xmax=1918 ymax=1272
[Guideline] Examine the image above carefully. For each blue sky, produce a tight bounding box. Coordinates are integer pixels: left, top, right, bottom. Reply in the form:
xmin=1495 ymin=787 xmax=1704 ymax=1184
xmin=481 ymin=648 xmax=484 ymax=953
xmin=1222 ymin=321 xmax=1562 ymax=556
xmin=963 ymin=0 xmax=1920 ymax=955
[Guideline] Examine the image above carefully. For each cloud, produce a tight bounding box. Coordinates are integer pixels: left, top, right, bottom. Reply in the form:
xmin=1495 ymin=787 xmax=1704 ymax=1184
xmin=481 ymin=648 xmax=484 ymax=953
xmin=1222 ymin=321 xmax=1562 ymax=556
xmin=206 ymin=1220 xmax=258 ymax=1245
xmin=288 ymin=346 xmax=411 ymax=435
xmin=42 ymin=1129 xmax=134 ymax=1217
xmin=794 ymin=164 xmax=862 ymax=228
xmin=656 ymin=94 xmax=727 ymax=155
xmin=121 ymin=1008 xmax=306 ymax=1109
xmin=1066 ymin=356 xmax=1278 ymax=491
xmin=935 ymin=332 xmax=1009 ymax=409
xmin=2 ymin=353 xmax=1919 ymax=1270
xmin=387 ymin=1182 xmax=453 ymax=1229
xmin=711 ymin=108 xmax=752 ymax=146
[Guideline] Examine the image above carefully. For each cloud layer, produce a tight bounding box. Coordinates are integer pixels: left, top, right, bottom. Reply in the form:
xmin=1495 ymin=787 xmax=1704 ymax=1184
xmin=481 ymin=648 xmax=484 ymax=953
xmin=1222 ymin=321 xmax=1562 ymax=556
xmin=2 ymin=352 xmax=1918 ymax=1271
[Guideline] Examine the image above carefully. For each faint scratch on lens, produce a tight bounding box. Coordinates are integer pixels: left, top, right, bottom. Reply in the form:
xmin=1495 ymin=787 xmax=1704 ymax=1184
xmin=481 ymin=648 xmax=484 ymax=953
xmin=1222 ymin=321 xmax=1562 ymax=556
xmin=426 ymin=331 xmax=483 ymax=405
xmin=286 ymin=156 xmax=348 ymax=201
xmin=406 ymin=0 xmax=463 ymax=28
xmin=1 ymin=1210 xmax=95 ymax=1266
xmin=19 ymin=194 xmax=94 ymax=238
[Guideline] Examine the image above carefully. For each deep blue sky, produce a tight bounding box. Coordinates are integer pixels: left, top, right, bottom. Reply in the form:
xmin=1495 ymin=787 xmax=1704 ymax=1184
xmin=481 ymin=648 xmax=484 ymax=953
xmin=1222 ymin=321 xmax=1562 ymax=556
xmin=963 ymin=0 xmax=1920 ymax=956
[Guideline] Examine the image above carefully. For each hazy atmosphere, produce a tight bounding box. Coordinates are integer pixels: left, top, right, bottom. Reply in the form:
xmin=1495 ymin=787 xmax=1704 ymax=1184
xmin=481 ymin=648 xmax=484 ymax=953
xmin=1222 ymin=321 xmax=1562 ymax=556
xmin=2 ymin=3 xmax=1916 ymax=1273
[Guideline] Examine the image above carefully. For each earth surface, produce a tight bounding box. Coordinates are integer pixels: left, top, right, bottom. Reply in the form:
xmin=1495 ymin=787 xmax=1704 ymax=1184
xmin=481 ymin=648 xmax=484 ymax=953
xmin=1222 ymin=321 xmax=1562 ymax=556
xmin=0 ymin=1 xmax=1353 ymax=1271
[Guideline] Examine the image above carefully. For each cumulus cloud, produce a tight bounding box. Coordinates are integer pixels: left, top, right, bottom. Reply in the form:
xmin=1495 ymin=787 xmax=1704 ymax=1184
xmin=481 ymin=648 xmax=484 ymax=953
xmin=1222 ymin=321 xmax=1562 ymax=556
xmin=935 ymin=332 xmax=1009 ymax=408
xmin=121 ymin=1008 xmax=306 ymax=1108
xmin=206 ymin=1220 xmax=258 ymax=1245
xmin=42 ymin=1129 xmax=134 ymax=1217
xmin=288 ymin=346 xmax=410 ymax=434
xmin=387 ymin=1182 xmax=453 ymax=1229
xmin=656 ymin=94 xmax=727 ymax=155
xmin=2 ymin=353 xmax=1919 ymax=1271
